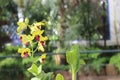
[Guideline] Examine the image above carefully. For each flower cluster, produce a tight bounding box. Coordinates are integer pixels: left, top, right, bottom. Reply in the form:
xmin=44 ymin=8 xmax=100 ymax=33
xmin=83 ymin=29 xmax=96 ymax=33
xmin=17 ymin=18 xmax=65 ymax=80
xmin=17 ymin=18 xmax=48 ymax=62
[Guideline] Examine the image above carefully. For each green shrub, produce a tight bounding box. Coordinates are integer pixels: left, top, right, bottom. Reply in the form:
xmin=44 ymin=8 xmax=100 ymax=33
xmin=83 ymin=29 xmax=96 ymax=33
xmin=0 ymin=58 xmax=24 ymax=80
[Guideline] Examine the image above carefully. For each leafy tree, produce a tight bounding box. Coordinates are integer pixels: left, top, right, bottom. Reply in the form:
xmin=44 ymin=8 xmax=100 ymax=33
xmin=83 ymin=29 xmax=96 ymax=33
xmin=64 ymin=0 xmax=103 ymax=46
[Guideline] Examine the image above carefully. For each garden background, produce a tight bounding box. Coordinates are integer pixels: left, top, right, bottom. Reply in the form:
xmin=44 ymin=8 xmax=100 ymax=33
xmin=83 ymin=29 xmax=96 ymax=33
xmin=0 ymin=0 xmax=120 ymax=80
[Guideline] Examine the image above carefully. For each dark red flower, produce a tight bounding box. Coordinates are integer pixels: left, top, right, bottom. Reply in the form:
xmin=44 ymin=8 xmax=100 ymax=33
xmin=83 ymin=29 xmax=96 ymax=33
xmin=41 ymin=41 xmax=45 ymax=46
xmin=41 ymin=58 xmax=46 ymax=63
xmin=35 ymin=35 xmax=40 ymax=41
xmin=25 ymin=42 xmax=30 ymax=46
xmin=20 ymin=36 xmax=22 ymax=42
xmin=23 ymin=52 xmax=28 ymax=58
xmin=36 ymin=25 xmax=40 ymax=29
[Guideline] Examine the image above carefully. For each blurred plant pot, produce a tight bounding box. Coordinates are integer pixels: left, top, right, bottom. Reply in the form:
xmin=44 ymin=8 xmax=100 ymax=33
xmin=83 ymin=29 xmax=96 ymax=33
xmin=54 ymin=54 xmax=67 ymax=65
xmin=87 ymin=66 xmax=97 ymax=76
xmin=106 ymin=64 xmax=118 ymax=76
xmin=79 ymin=65 xmax=97 ymax=76
xmin=99 ymin=66 xmax=106 ymax=76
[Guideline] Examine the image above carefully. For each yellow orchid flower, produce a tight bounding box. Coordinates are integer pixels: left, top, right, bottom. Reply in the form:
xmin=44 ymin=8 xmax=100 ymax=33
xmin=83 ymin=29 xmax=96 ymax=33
xmin=40 ymin=36 xmax=48 ymax=41
xmin=31 ymin=29 xmax=47 ymax=42
xmin=37 ymin=36 xmax=48 ymax=52
xmin=18 ymin=48 xmax=31 ymax=58
xmin=17 ymin=22 xmax=27 ymax=33
xmin=38 ymin=42 xmax=45 ymax=52
xmin=20 ymin=34 xmax=34 ymax=45
xmin=30 ymin=25 xmax=40 ymax=34
xmin=39 ymin=36 xmax=48 ymax=46
xmin=33 ymin=22 xmax=45 ymax=29
xmin=17 ymin=18 xmax=29 ymax=33
xmin=31 ymin=28 xmax=44 ymax=37
xmin=40 ymin=54 xmax=46 ymax=63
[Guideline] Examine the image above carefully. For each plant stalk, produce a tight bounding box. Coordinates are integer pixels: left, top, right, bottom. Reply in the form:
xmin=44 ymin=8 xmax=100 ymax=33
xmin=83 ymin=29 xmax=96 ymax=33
xmin=72 ymin=70 xmax=76 ymax=80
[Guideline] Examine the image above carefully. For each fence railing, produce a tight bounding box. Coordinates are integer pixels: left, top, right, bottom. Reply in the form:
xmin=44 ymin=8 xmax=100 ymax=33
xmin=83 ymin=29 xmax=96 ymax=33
xmin=0 ymin=49 xmax=120 ymax=58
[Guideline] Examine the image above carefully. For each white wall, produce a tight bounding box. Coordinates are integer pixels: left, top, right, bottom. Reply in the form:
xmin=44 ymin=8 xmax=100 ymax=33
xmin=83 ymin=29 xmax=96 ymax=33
xmin=106 ymin=0 xmax=120 ymax=46
xmin=70 ymin=0 xmax=120 ymax=46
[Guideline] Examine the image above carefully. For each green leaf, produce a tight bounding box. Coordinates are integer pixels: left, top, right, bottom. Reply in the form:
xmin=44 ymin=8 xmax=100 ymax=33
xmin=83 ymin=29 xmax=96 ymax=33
xmin=55 ymin=74 xmax=64 ymax=80
xmin=28 ymin=64 xmax=38 ymax=76
xmin=31 ymin=77 xmax=40 ymax=80
xmin=43 ymin=72 xmax=53 ymax=80
xmin=37 ymin=71 xmax=53 ymax=80
xmin=38 ymin=65 xmax=42 ymax=74
xmin=66 ymin=45 xmax=80 ymax=72
xmin=25 ymin=18 xmax=29 ymax=24
xmin=88 ymin=53 xmax=99 ymax=59
xmin=79 ymin=59 xmax=85 ymax=65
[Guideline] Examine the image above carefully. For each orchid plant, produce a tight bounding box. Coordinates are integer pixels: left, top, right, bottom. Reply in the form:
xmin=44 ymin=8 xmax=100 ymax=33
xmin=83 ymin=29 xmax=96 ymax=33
xmin=17 ymin=18 xmax=55 ymax=80
xmin=16 ymin=18 xmax=82 ymax=80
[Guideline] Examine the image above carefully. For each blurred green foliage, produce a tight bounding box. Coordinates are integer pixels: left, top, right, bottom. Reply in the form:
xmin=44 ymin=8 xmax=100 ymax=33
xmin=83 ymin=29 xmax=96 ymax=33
xmin=0 ymin=58 xmax=24 ymax=80
xmin=0 ymin=0 xmax=114 ymax=79
xmin=64 ymin=0 xmax=103 ymax=46
xmin=0 ymin=44 xmax=27 ymax=80
xmin=0 ymin=0 xmax=18 ymax=51
xmin=24 ymin=0 xmax=49 ymax=22
xmin=0 ymin=0 xmax=18 ymax=24
xmin=78 ymin=46 xmax=107 ymax=74
xmin=110 ymin=53 xmax=120 ymax=71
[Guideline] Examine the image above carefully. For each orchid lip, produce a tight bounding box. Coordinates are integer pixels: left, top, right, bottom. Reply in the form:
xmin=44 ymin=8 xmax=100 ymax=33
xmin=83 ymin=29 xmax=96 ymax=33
xmin=35 ymin=35 xmax=40 ymax=41
xmin=23 ymin=52 xmax=28 ymax=58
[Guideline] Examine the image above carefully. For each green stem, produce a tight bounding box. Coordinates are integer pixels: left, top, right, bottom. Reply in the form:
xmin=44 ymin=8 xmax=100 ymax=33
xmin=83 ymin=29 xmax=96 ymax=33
xmin=30 ymin=43 xmax=34 ymax=57
xmin=30 ymin=42 xmax=37 ymax=57
xmin=72 ymin=68 xmax=76 ymax=80
xmin=30 ymin=42 xmax=39 ymax=63
xmin=29 ymin=42 xmax=35 ymax=63
xmin=33 ymin=46 xmax=38 ymax=54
